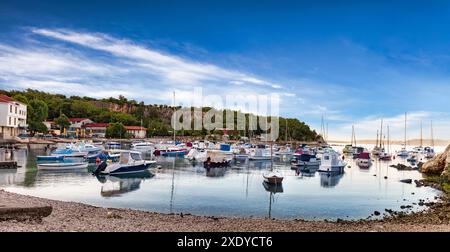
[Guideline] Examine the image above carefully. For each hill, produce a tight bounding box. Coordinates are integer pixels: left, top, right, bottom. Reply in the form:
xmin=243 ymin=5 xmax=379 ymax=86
xmin=1 ymin=89 xmax=321 ymax=141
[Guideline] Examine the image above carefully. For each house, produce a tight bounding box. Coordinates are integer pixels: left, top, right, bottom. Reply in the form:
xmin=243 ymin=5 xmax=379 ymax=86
xmin=0 ymin=94 xmax=27 ymax=139
xmin=83 ymin=123 xmax=147 ymax=138
xmin=68 ymin=118 xmax=93 ymax=136
xmin=43 ymin=121 xmax=61 ymax=135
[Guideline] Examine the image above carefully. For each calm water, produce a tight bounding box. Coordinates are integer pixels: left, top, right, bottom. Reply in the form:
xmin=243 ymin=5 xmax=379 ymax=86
xmin=0 ymin=144 xmax=443 ymax=220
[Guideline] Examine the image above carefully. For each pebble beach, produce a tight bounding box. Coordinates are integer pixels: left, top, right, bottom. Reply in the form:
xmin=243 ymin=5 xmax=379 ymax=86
xmin=1 ymin=189 xmax=449 ymax=232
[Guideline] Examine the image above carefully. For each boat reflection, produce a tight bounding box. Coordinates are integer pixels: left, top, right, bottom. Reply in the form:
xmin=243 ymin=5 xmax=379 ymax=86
xmin=262 ymin=181 xmax=283 ymax=218
xmin=319 ymin=172 xmax=344 ymax=188
xmin=295 ymin=167 xmax=319 ymax=177
xmin=96 ymin=170 xmax=154 ymax=197
xmin=205 ymin=167 xmax=227 ymax=177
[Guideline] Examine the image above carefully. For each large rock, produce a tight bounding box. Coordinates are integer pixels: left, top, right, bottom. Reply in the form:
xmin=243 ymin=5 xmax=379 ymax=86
xmin=421 ymin=144 xmax=450 ymax=174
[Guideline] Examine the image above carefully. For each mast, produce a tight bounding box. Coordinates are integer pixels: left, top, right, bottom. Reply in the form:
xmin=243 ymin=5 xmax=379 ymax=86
xmin=379 ymin=119 xmax=383 ymax=148
xmin=326 ymin=123 xmax=329 ymax=142
xmin=351 ymin=125 xmax=355 ymax=146
xmin=404 ymin=112 xmax=407 ymax=148
xmin=431 ymin=120 xmax=434 ymax=148
xmin=376 ymin=130 xmax=379 ymax=148
xmin=387 ymin=125 xmax=390 ymax=154
xmin=420 ymin=120 xmax=423 ymax=147
xmin=173 ymin=91 xmax=176 ymax=143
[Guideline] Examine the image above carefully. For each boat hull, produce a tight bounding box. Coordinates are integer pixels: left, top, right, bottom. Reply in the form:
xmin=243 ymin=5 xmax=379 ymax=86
xmin=101 ymin=162 xmax=155 ymax=175
xmin=37 ymin=163 xmax=88 ymax=170
xmin=263 ymin=176 xmax=284 ymax=185
xmin=37 ymin=155 xmax=64 ymax=161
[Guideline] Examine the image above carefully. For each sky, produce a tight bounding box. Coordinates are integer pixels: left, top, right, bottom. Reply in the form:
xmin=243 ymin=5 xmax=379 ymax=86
xmin=0 ymin=0 xmax=449 ymax=141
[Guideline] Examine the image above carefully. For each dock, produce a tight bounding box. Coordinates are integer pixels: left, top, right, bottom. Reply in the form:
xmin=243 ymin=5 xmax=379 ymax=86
xmin=0 ymin=202 xmax=52 ymax=221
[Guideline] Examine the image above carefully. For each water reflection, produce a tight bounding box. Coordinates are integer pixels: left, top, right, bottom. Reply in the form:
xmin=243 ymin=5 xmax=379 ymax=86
xmin=262 ymin=181 xmax=283 ymax=218
xmin=205 ymin=167 xmax=227 ymax=177
xmin=319 ymin=172 xmax=344 ymax=188
xmin=96 ymin=171 xmax=154 ymax=197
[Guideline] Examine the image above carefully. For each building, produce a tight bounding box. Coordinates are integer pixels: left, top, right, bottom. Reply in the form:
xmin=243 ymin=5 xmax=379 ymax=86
xmin=83 ymin=123 xmax=147 ymax=138
xmin=68 ymin=118 xmax=93 ymax=136
xmin=0 ymin=94 xmax=27 ymax=139
xmin=43 ymin=121 xmax=61 ymax=135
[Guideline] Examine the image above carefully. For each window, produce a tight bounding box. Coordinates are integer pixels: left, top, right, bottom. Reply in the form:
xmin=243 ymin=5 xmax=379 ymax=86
xmin=14 ymin=118 xmax=16 ymax=125
xmin=15 ymin=106 xmax=17 ymax=114
xmin=8 ymin=117 xmax=11 ymax=125
xmin=9 ymin=105 xmax=12 ymax=113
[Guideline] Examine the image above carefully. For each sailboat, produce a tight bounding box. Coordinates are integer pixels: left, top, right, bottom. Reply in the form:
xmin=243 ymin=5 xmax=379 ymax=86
xmin=262 ymin=141 xmax=284 ymax=184
xmin=397 ymin=112 xmax=409 ymax=157
xmin=372 ymin=119 xmax=385 ymax=156
xmin=379 ymin=125 xmax=392 ymax=161
xmin=412 ymin=120 xmax=425 ymax=154
xmin=424 ymin=120 xmax=436 ymax=159
xmin=343 ymin=125 xmax=356 ymax=154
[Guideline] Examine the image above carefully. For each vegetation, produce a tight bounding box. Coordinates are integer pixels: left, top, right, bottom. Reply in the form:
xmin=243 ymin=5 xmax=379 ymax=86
xmin=106 ymin=122 xmax=128 ymax=138
xmin=54 ymin=113 xmax=71 ymax=131
xmin=27 ymin=99 xmax=48 ymax=134
xmin=1 ymin=89 xmax=321 ymax=141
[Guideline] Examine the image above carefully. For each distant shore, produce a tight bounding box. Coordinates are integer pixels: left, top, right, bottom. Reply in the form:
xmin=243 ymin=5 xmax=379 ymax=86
xmin=329 ymin=139 xmax=450 ymax=147
xmin=1 ymin=189 xmax=449 ymax=232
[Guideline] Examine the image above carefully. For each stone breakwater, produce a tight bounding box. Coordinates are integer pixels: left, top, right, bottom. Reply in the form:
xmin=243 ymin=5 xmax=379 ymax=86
xmin=0 ymin=189 xmax=449 ymax=232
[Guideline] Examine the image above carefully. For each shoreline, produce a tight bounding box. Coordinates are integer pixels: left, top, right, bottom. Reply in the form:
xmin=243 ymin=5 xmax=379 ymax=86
xmin=1 ymin=189 xmax=449 ymax=232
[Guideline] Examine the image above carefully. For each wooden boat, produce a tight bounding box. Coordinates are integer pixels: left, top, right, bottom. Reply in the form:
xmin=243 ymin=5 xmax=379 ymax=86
xmin=37 ymin=162 xmax=88 ymax=170
xmin=263 ymin=171 xmax=284 ymax=184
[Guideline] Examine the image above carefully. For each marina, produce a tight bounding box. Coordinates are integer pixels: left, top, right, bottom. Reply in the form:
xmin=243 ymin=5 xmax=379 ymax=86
xmin=0 ymin=142 xmax=444 ymax=221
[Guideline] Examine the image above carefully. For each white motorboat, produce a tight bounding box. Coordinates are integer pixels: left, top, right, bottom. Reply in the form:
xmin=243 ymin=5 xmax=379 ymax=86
xmin=355 ymin=152 xmax=372 ymax=168
xmin=318 ymin=150 xmax=346 ymax=173
xmin=396 ymin=148 xmax=409 ymax=157
xmin=291 ymin=153 xmax=320 ymax=168
xmin=131 ymin=141 xmax=154 ymax=151
xmin=37 ymin=162 xmax=88 ymax=170
xmin=249 ymin=145 xmax=272 ymax=160
xmin=93 ymin=151 xmax=156 ymax=175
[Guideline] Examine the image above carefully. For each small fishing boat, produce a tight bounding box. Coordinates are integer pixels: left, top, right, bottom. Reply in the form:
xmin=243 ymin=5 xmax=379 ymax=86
xmin=131 ymin=141 xmax=154 ymax=151
xmin=160 ymin=147 xmax=187 ymax=157
xmin=249 ymin=145 xmax=272 ymax=160
xmin=203 ymin=150 xmax=232 ymax=168
xmin=396 ymin=148 xmax=409 ymax=157
xmin=355 ymin=152 xmax=372 ymax=168
xmin=378 ymin=152 xmax=392 ymax=161
xmin=318 ymin=150 xmax=346 ymax=173
xmin=37 ymin=155 xmax=64 ymax=161
xmin=37 ymin=162 xmax=88 ymax=170
xmin=290 ymin=153 xmax=320 ymax=168
xmin=407 ymin=153 xmax=418 ymax=163
xmin=51 ymin=148 xmax=88 ymax=157
xmin=93 ymin=151 xmax=156 ymax=175
xmin=263 ymin=171 xmax=284 ymax=184
xmin=106 ymin=141 xmax=121 ymax=149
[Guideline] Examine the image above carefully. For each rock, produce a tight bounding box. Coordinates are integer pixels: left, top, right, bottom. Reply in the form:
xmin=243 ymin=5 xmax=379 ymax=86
xmin=391 ymin=164 xmax=416 ymax=170
xmin=400 ymin=179 xmax=412 ymax=184
xmin=374 ymin=211 xmax=380 ymax=216
xmin=421 ymin=144 xmax=450 ymax=174
xmin=400 ymin=205 xmax=406 ymax=209
xmin=414 ymin=180 xmax=424 ymax=187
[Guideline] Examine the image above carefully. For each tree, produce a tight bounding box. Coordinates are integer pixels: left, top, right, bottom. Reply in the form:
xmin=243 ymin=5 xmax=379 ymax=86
xmin=54 ymin=113 xmax=71 ymax=132
xmin=27 ymin=99 xmax=48 ymax=134
xmin=13 ymin=94 xmax=28 ymax=104
xmin=106 ymin=123 xmax=128 ymax=138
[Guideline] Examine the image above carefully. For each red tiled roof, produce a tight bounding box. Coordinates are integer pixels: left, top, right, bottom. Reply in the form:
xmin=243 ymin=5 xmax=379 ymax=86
xmin=82 ymin=123 xmax=146 ymax=131
xmin=83 ymin=123 xmax=109 ymax=128
xmin=69 ymin=118 xmax=90 ymax=122
xmin=0 ymin=94 xmax=16 ymax=103
xmin=125 ymin=126 xmax=147 ymax=131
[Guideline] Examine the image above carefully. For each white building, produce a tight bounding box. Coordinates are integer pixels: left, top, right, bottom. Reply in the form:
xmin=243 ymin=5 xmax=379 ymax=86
xmin=67 ymin=118 xmax=93 ymax=136
xmin=0 ymin=94 xmax=27 ymax=139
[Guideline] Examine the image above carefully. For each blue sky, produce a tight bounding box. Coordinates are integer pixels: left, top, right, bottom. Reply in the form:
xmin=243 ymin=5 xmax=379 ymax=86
xmin=0 ymin=0 xmax=449 ymax=141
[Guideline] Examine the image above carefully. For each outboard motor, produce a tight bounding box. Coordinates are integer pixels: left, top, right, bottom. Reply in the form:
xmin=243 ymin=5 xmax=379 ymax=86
xmin=92 ymin=161 xmax=108 ymax=175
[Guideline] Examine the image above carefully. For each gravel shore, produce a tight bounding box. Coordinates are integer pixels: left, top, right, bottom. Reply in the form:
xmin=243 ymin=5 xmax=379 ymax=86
xmin=1 ymin=189 xmax=449 ymax=232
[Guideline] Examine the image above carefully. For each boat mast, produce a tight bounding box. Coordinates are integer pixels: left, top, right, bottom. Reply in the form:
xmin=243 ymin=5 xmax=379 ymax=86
xmin=380 ymin=119 xmax=383 ymax=149
xmin=404 ymin=112 xmax=407 ymax=148
xmin=387 ymin=125 xmax=390 ymax=154
xmin=173 ymin=91 xmax=176 ymax=143
xmin=376 ymin=130 xmax=379 ymax=148
xmin=431 ymin=120 xmax=434 ymax=148
xmin=420 ymin=120 xmax=423 ymax=147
